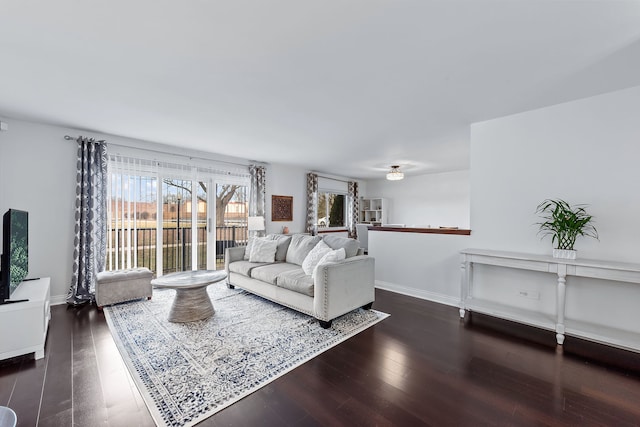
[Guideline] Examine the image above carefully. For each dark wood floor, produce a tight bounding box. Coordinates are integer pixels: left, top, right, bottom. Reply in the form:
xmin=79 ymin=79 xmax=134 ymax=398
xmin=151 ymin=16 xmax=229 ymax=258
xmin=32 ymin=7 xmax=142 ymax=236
xmin=2 ymin=289 xmax=640 ymax=426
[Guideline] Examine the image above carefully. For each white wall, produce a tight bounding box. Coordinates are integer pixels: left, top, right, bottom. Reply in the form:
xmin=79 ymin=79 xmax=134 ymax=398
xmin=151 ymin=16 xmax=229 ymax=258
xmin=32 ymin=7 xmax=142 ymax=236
xmin=469 ymin=84 xmax=640 ymax=332
xmin=0 ymin=118 xmax=77 ymax=304
xmin=264 ymin=163 xmax=308 ymax=235
xmin=362 ymin=166 xmax=471 ymax=305
xmin=370 ymin=230 xmax=469 ymax=306
xmin=263 ymin=168 xmax=364 ymax=235
xmin=369 ymin=85 xmax=640 ymax=323
xmin=470 ymin=85 xmax=640 ymax=260
xmin=365 ymin=170 xmax=470 ymax=228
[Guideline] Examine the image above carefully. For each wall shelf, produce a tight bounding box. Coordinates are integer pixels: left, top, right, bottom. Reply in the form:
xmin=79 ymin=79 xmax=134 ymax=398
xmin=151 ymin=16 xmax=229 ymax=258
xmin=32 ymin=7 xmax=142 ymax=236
xmin=360 ymin=197 xmax=387 ymax=225
xmin=464 ymin=298 xmax=556 ymax=331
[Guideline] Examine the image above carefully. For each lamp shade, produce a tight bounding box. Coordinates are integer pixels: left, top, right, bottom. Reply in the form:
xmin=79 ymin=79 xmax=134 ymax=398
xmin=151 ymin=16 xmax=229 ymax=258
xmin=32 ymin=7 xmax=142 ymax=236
xmin=247 ymin=216 xmax=266 ymax=231
xmin=386 ymin=165 xmax=404 ymax=181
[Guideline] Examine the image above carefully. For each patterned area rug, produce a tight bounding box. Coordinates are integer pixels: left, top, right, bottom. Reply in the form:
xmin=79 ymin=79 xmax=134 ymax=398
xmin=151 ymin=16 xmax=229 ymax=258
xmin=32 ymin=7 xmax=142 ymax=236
xmin=104 ymin=284 xmax=388 ymax=427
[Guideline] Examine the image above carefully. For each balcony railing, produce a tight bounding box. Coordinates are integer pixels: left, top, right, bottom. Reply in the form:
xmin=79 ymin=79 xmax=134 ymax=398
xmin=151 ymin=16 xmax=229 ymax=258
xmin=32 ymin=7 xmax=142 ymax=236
xmin=107 ymin=225 xmax=248 ymax=274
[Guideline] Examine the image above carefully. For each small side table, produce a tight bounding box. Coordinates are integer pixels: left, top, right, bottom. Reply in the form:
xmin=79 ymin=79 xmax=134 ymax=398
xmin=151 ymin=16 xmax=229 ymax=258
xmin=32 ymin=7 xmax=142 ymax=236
xmin=151 ymin=270 xmax=227 ymax=323
xmin=0 ymin=406 xmax=17 ymax=427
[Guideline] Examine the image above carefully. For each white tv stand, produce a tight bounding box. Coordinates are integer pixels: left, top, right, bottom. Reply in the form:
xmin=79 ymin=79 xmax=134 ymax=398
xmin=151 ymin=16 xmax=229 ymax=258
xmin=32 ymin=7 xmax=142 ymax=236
xmin=0 ymin=277 xmax=51 ymax=360
xmin=460 ymin=249 xmax=640 ymax=352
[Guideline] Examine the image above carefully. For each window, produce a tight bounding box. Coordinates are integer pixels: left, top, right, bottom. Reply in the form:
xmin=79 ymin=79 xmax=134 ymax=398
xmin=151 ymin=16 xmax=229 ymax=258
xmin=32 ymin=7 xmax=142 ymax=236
xmin=317 ymin=192 xmax=346 ymax=228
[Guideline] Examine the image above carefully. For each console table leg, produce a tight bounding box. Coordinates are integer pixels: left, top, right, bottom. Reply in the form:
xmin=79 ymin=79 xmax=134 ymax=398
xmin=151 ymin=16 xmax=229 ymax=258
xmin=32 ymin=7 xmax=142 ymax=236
xmin=459 ymin=255 xmax=469 ymax=319
xmin=556 ymin=266 xmax=567 ymax=346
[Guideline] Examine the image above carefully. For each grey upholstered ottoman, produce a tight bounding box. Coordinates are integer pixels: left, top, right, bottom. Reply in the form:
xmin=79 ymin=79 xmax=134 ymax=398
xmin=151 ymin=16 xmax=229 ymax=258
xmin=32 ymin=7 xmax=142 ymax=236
xmin=96 ymin=268 xmax=154 ymax=308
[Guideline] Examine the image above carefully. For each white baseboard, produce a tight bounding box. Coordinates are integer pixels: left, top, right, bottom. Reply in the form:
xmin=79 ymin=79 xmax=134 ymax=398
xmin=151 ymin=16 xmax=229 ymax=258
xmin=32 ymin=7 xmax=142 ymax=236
xmin=50 ymin=294 xmax=67 ymax=306
xmin=375 ymin=280 xmax=460 ymax=308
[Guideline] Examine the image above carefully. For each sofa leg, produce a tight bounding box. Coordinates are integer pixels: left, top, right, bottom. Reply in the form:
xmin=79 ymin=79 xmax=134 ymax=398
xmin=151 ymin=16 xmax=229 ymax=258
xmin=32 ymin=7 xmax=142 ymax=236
xmin=227 ymin=283 xmax=235 ymax=289
xmin=362 ymin=302 xmax=373 ymax=310
xmin=318 ymin=319 xmax=332 ymax=329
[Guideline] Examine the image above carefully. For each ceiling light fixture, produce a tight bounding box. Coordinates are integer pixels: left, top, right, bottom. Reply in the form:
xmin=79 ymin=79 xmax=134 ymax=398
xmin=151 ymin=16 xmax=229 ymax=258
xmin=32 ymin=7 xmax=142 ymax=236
xmin=386 ymin=165 xmax=404 ymax=181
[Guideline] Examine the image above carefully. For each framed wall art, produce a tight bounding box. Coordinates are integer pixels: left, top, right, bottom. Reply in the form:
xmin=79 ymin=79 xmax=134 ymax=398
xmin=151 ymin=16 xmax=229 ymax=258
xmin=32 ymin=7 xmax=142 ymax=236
xmin=272 ymin=195 xmax=293 ymax=222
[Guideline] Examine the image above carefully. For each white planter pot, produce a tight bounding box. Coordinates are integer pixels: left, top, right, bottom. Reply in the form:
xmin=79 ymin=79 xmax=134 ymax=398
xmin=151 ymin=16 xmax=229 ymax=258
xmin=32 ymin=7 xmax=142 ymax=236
xmin=553 ymin=249 xmax=576 ymax=259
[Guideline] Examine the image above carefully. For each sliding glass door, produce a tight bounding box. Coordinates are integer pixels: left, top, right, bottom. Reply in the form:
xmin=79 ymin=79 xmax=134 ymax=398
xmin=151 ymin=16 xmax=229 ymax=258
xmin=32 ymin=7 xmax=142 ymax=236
xmin=161 ymin=179 xmax=195 ymax=273
xmin=214 ymin=183 xmax=248 ymax=269
xmin=107 ymin=156 xmax=249 ymax=276
xmin=155 ymin=178 xmax=248 ymax=273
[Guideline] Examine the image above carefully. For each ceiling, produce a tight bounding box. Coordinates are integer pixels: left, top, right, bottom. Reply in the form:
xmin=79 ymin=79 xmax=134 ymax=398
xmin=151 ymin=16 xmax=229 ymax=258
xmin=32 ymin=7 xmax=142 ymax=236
xmin=1 ymin=1 xmax=640 ymax=179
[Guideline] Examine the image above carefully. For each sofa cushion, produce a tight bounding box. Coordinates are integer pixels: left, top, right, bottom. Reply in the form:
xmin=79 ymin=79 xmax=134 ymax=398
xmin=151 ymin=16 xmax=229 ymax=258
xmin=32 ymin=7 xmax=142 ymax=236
xmin=276 ymin=269 xmax=315 ymax=297
xmin=96 ymin=267 xmax=153 ymax=284
xmin=249 ymin=238 xmax=278 ymax=263
xmin=301 ymin=240 xmax=332 ymax=275
xmin=243 ymin=238 xmax=254 ymax=260
xmin=229 ymin=260 xmax=271 ymax=277
xmin=322 ymin=235 xmax=360 ymax=258
xmin=285 ymin=234 xmax=322 ymax=266
xmin=312 ymin=248 xmax=346 ymax=279
xmin=250 ymin=263 xmax=300 ymax=285
xmin=266 ymin=234 xmax=292 ymax=262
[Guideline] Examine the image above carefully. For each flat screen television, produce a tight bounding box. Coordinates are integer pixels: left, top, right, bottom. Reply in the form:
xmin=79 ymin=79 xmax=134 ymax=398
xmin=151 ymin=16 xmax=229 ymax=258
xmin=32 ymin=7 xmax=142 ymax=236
xmin=1 ymin=209 xmax=29 ymax=304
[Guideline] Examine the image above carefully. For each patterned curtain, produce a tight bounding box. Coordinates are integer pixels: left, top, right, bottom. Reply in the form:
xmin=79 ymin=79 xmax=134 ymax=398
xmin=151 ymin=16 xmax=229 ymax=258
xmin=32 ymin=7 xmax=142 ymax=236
xmin=67 ymin=137 xmax=108 ymax=305
xmin=306 ymin=173 xmax=318 ymax=235
xmin=249 ymin=165 xmax=266 ymax=237
xmin=347 ymin=181 xmax=359 ymax=239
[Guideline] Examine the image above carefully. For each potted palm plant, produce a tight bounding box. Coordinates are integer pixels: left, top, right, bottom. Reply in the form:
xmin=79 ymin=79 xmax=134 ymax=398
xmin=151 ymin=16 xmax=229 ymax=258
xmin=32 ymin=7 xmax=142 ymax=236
xmin=535 ymin=199 xmax=598 ymax=259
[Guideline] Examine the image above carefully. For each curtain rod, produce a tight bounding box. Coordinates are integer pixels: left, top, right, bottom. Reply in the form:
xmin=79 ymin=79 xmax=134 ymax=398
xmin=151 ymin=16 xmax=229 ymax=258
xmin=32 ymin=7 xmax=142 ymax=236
xmin=64 ymin=134 xmax=105 ymax=143
xmin=316 ymin=174 xmax=353 ymax=184
xmin=64 ymin=134 xmax=253 ymax=169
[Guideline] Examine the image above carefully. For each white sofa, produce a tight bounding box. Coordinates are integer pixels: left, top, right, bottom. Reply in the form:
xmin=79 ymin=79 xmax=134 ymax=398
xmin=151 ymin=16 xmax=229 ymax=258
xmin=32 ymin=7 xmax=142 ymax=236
xmin=225 ymin=234 xmax=375 ymax=328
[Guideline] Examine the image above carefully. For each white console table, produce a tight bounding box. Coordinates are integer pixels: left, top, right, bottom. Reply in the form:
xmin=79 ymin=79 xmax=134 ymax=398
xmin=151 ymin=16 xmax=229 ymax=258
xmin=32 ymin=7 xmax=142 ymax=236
xmin=0 ymin=277 xmax=51 ymax=360
xmin=460 ymin=249 xmax=640 ymax=352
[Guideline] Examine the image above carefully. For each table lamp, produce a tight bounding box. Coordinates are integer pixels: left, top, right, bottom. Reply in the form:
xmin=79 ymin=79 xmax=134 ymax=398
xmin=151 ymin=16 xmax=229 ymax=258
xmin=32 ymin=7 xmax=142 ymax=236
xmin=248 ymin=216 xmax=266 ymax=236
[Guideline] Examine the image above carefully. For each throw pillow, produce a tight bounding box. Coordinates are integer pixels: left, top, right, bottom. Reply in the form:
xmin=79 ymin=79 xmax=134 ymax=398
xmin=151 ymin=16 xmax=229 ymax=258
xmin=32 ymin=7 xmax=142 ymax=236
xmin=301 ymin=240 xmax=332 ymax=275
xmin=312 ymin=248 xmax=346 ymax=279
xmin=265 ymin=234 xmax=293 ymax=262
xmin=249 ymin=238 xmax=278 ymax=263
xmin=286 ymin=234 xmax=322 ymax=266
xmin=243 ymin=238 xmax=255 ymax=260
xmin=322 ymin=235 xmax=360 ymax=258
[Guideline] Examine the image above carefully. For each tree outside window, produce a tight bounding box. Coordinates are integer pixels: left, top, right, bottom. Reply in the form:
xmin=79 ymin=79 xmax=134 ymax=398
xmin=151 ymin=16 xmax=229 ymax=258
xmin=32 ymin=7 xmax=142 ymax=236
xmin=317 ymin=192 xmax=346 ymax=228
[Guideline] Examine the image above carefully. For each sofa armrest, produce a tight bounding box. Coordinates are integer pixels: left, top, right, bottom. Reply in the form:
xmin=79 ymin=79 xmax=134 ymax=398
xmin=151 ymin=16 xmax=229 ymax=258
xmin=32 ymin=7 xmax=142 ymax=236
xmin=225 ymin=246 xmax=246 ymax=273
xmin=313 ymin=255 xmax=375 ymax=321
